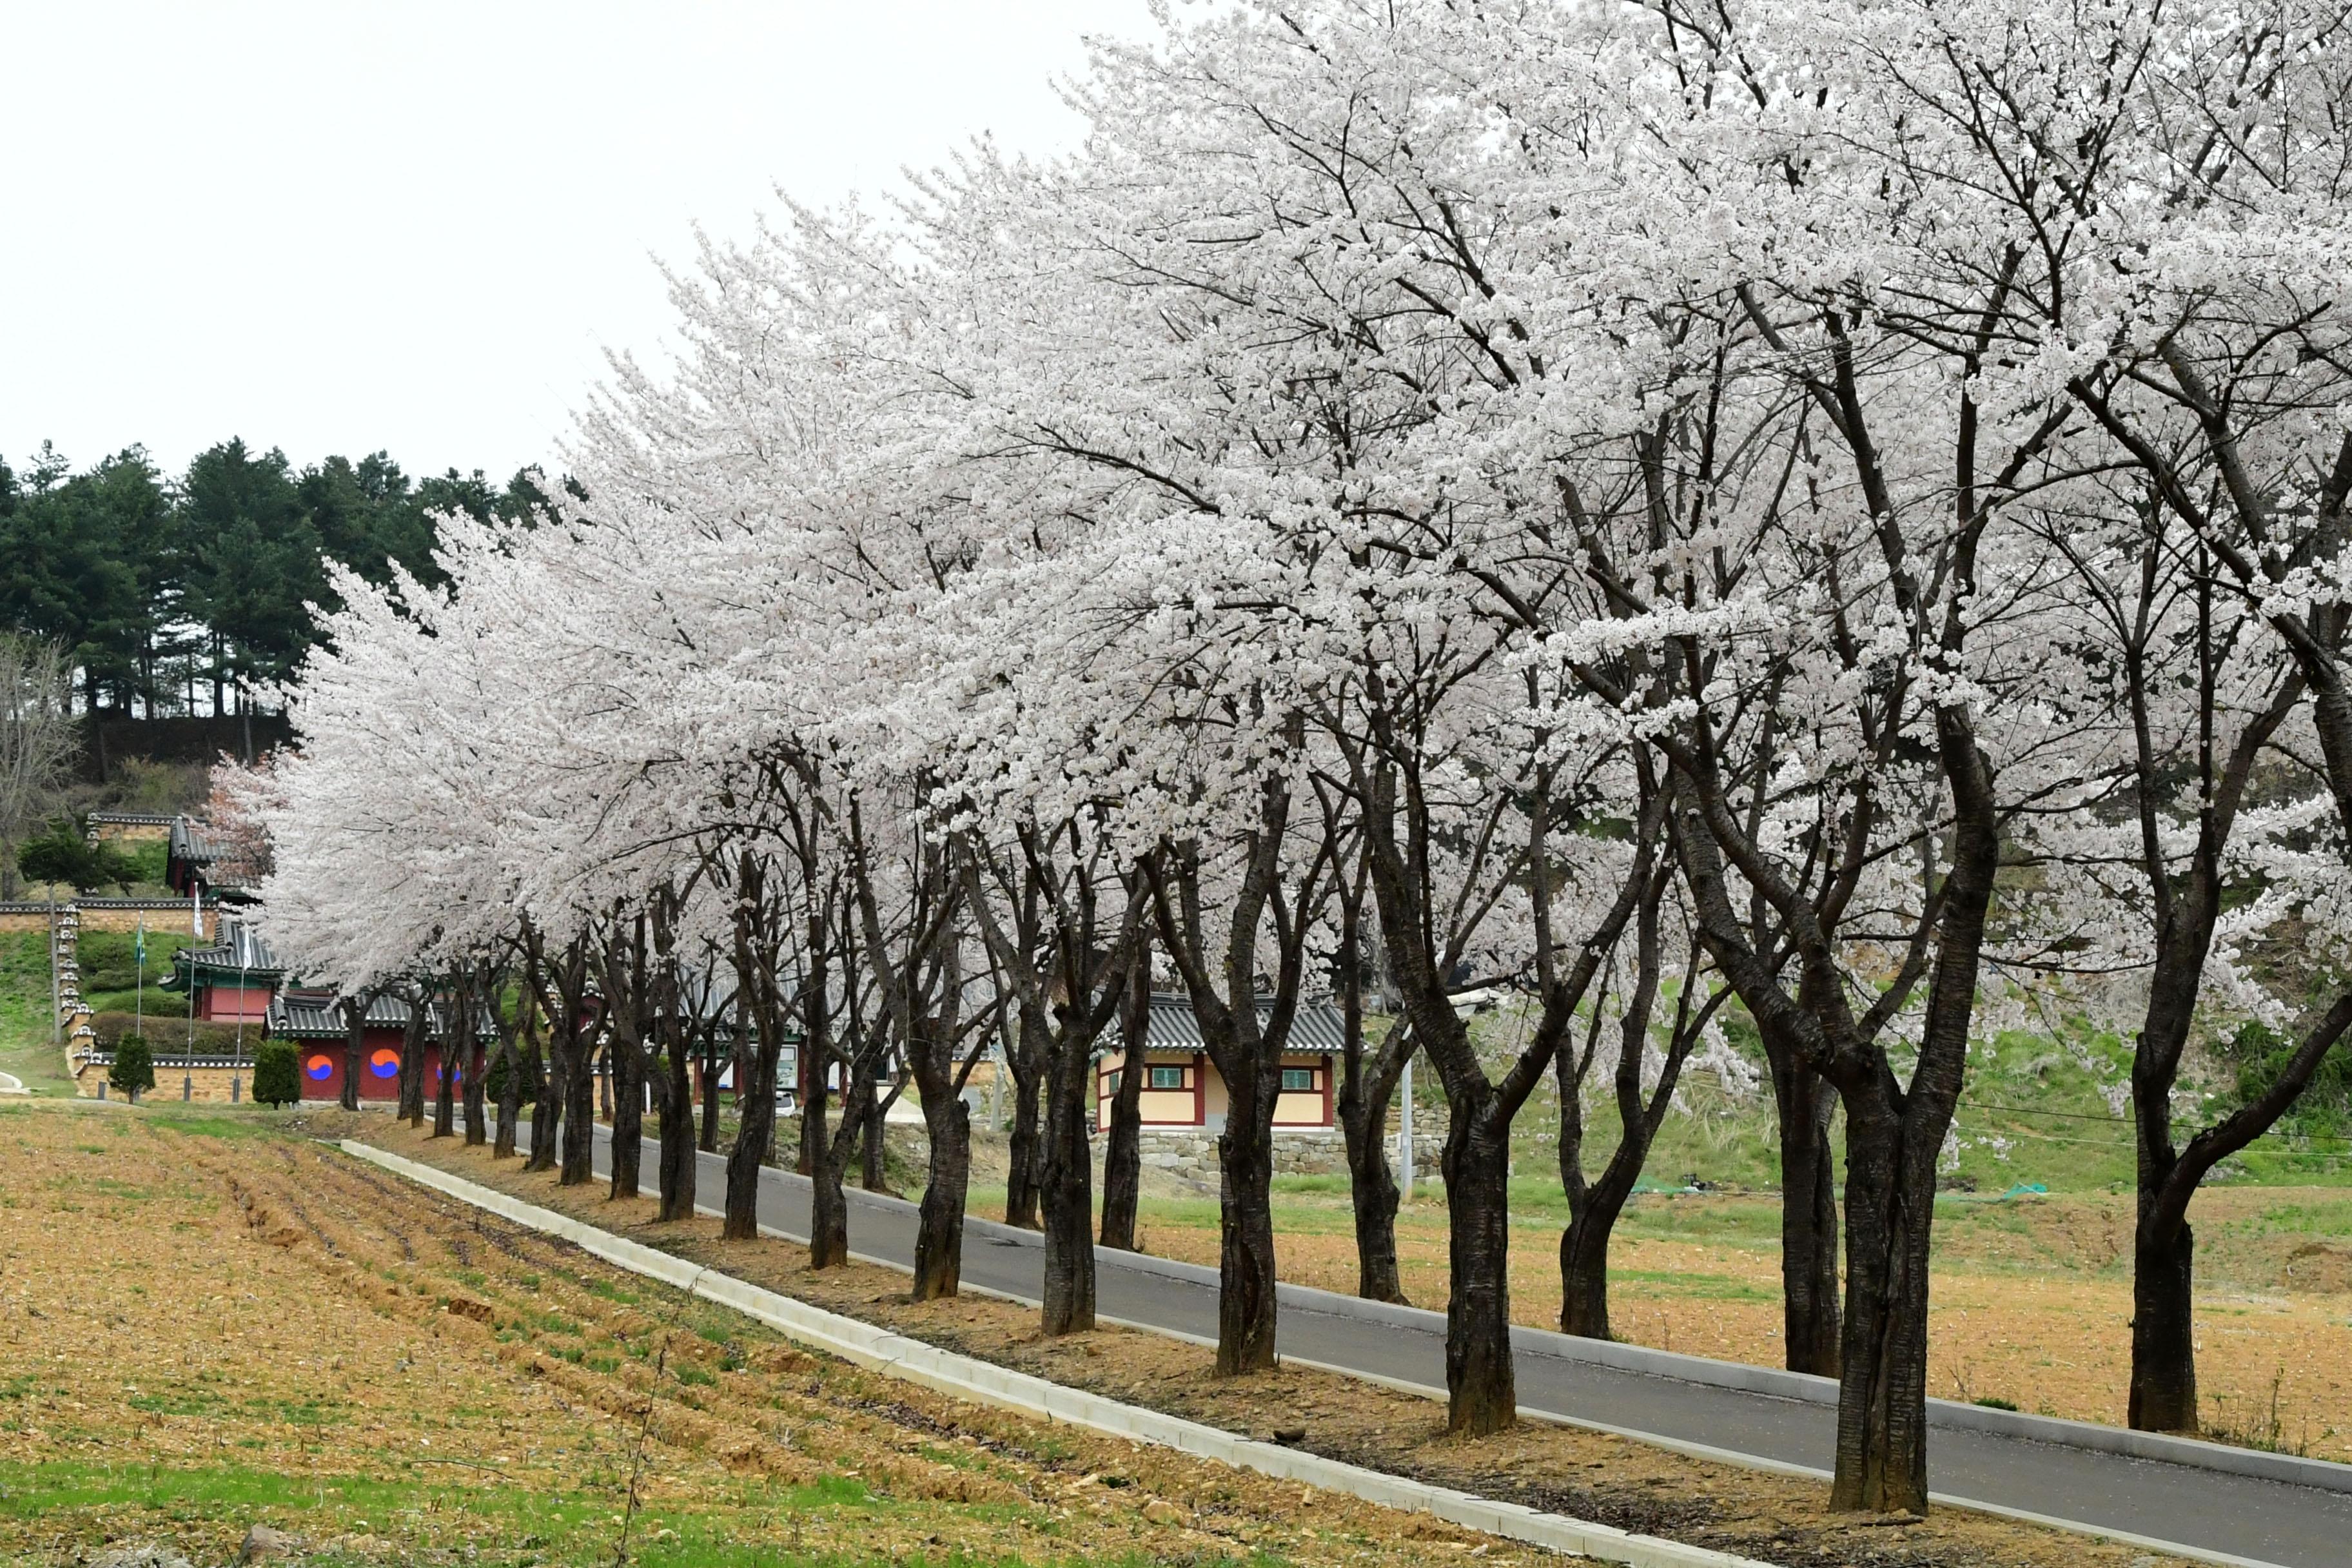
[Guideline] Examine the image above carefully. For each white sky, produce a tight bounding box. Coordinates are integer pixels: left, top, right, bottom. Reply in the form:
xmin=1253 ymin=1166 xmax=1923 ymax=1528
xmin=1 ymin=1 xmax=1156 ymax=484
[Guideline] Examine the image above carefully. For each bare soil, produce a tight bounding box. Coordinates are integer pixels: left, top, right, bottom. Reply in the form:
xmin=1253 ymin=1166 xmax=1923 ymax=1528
xmin=0 ymin=1101 xmax=1563 ymax=1567
xmin=327 ymin=1110 xmax=2207 ymax=1568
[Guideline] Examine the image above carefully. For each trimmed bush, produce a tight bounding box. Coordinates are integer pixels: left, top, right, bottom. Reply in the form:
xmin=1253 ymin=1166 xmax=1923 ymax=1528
xmin=88 ymin=1012 xmax=253 ymax=1057
xmin=253 ymin=1039 xmax=300 ymax=1106
xmin=109 ymin=1035 xmax=155 ymax=1100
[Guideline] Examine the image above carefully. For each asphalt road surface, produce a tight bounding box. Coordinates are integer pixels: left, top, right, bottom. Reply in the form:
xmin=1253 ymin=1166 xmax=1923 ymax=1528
xmin=587 ymin=1126 xmax=2350 ymax=1567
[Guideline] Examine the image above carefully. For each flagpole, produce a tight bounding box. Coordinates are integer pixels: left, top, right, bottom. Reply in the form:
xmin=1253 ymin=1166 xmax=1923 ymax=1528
xmin=135 ymin=916 xmax=144 ymax=1039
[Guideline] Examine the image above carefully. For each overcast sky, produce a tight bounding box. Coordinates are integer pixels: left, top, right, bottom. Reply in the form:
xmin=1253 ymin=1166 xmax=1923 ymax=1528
xmin=2 ymin=1 xmax=1156 ymax=484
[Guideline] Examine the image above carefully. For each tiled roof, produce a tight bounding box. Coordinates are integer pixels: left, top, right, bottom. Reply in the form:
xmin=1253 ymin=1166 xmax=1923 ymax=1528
xmin=88 ymin=811 xmax=177 ymax=826
xmin=172 ymin=917 xmax=281 ymax=977
xmin=268 ymin=989 xmax=491 ymax=1041
xmin=1107 ymin=993 xmax=1349 ymax=1055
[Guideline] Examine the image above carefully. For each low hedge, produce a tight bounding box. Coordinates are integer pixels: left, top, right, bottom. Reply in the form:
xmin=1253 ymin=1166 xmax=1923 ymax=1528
xmin=88 ymin=1011 xmax=258 ymax=1059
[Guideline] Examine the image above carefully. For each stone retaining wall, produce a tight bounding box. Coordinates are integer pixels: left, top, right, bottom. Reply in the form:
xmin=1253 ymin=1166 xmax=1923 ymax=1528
xmin=1125 ymin=1126 xmax=1447 ymax=1184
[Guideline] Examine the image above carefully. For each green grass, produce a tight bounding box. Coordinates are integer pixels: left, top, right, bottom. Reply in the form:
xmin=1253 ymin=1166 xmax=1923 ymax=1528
xmin=0 ymin=928 xmax=70 ymax=1095
xmin=0 ymin=1456 xmax=1182 ymax=1568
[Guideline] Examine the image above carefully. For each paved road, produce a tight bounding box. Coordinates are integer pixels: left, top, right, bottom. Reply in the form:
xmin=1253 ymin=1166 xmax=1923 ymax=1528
xmin=588 ymin=1127 xmax=2348 ymax=1567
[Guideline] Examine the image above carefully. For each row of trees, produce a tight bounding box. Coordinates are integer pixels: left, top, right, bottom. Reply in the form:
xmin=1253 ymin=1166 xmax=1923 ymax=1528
xmin=0 ymin=438 xmax=554 ymax=717
xmin=253 ymin=0 xmax=2352 ymax=1517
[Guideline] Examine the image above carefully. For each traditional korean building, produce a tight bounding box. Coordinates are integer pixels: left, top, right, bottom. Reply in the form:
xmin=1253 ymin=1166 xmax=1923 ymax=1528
xmin=165 ymin=816 xmax=258 ymax=906
xmin=1094 ymin=993 xmax=1348 ymax=1133
xmin=267 ymin=990 xmax=484 ymax=1102
xmin=164 ymin=916 xmax=282 ymax=1024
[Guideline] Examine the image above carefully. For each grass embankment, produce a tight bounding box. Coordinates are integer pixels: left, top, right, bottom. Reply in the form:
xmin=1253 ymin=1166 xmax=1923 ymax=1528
xmin=0 ymin=927 xmax=70 ymax=1095
xmin=0 ymin=1101 xmax=1559 ymax=1568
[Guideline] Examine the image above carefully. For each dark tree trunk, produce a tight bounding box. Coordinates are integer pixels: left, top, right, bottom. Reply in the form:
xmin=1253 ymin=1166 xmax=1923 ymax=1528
xmin=2130 ymin=1214 xmax=2199 ymax=1432
xmin=860 ymin=1074 xmax=889 ymax=1192
xmin=1038 ymin=1022 xmax=1097 ymax=1335
xmin=1004 ymin=1024 xmax=1043 ymax=1229
xmin=1099 ymin=956 xmax=1150 ymax=1251
xmin=805 ymin=1077 xmax=849 ymax=1268
xmin=698 ymin=1044 xmax=724 ymax=1153
xmin=431 ymin=1013 xmax=457 ymax=1139
xmin=1342 ymin=1106 xmax=1406 ymax=1303
xmin=527 ymin=1034 xmax=560 ymax=1172
xmin=1442 ymin=1087 xmax=1517 ymax=1435
xmin=1774 ymin=1051 xmax=1843 ymax=1376
xmin=609 ymin=1037 xmax=643 ymax=1200
xmin=911 ymin=1094 xmax=972 ymax=1299
xmin=1213 ymin=1061 xmax=1279 ymax=1373
xmin=723 ymin=1035 xmax=778 ymax=1240
xmin=398 ymin=1006 xmax=427 ymax=1128
xmin=654 ymin=1027 xmax=697 ymax=1222
xmin=460 ymin=1032 xmax=487 ymax=1148
xmin=495 ymin=1031 xmax=527 ymax=1159
xmin=559 ymin=1030 xmax=598 ymax=1185
xmin=1827 ymin=1093 xmax=1939 ymax=1513
xmin=339 ymin=998 xmax=365 ymax=1113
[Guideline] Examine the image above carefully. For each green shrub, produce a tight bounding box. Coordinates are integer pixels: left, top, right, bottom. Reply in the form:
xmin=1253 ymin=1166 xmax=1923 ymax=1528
xmin=89 ymin=1012 xmax=252 ymax=1057
xmin=15 ymin=819 xmax=136 ymax=894
xmin=109 ymin=1035 xmax=155 ymax=1100
xmin=252 ymin=1039 xmax=300 ymax=1106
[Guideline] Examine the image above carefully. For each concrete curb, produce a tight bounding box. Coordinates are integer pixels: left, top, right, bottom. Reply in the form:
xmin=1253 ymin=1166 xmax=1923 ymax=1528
xmin=339 ymin=1139 xmax=1779 ymax=1568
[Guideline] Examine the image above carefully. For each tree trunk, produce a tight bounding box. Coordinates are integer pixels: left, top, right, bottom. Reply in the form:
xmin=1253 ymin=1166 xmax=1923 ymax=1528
xmin=609 ymin=1039 xmax=643 ymax=1201
xmin=805 ymin=1079 xmax=849 ymax=1268
xmin=339 ymin=1002 xmax=364 ymax=1113
xmin=1038 ymin=1026 xmax=1097 ymax=1335
xmin=860 ymin=1075 xmax=888 ymax=1192
xmin=1827 ymin=1094 xmax=1938 ymax=1513
xmin=460 ymin=1034 xmax=487 ymax=1147
xmin=431 ymin=1024 xmax=456 ymax=1139
xmin=698 ymin=1044 xmax=724 ymax=1153
xmin=1337 ymin=1066 xmax=1406 ymax=1304
xmin=1775 ymin=1055 xmax=1842 ymax=1376
xmin=1004 ymin=1037 xmax=1043 ymax=1230
xmin=1442 ymin=1088 xmax=1516 ymax=1435
xmin=558 ymin=1032 xmax=597 ymax=1186
xmin=1099 ymin=1046 xmax=1148 ymax=1251
xmin=654 ymin=1032 xmax=697 ymax=1222
xmin=2130 ymin=1209 xmax=2199 ymax=1432
xmin=911 ymin=1094 xmax=972 ymax=1300
xmin=723 ymin=1036 xmax=778 ymax=1240
xmin=398 ymin=1012 xmax=427 ymax=1128
xmin=527 ymin=1035 xmax=561 ymax=1173
xmin=1213 ymin=1078 xmax=1280 ymax=1374
xmin=494 ymin=1035 xmax=525 ymax=1159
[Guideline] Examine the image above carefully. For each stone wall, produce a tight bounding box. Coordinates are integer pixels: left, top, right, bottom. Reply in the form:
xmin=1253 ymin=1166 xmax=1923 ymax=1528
xmin=1122 ymin=1126 xmax=1447 ymax=1186
xmin=72 ymin=1057 xmax=254 ymax=1104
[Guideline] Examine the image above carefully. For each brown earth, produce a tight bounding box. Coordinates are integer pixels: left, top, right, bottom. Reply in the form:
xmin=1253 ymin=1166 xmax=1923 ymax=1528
xmin=0 ymin=1101 xmax=1563 ymax=1568
xmin=325 ymin=1110 xmax=2207 ymax=1568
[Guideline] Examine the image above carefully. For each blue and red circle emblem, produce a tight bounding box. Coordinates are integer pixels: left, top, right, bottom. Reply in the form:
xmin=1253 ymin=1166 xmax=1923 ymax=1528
xmin=368 ymin=1048 xmax=401 ymax=1079
xmin=304 ymin=1054 xmax=335 ymax=1081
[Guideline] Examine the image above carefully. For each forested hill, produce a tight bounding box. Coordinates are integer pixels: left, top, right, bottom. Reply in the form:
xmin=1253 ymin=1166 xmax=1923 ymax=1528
xmin=0 ymin=438 xmax=556 ymax=715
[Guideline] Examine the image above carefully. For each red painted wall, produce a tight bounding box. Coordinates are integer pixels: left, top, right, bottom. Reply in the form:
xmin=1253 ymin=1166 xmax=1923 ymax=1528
xmin=296 ymin=1030 xmax=446 ymax=1102
xmin=199 ymin=984 xmax=272 ymax=1023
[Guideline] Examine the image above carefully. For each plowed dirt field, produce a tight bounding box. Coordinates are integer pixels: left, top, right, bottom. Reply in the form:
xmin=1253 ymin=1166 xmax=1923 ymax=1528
xmin=0 ymin=1101 xmax=1563 ymax=1567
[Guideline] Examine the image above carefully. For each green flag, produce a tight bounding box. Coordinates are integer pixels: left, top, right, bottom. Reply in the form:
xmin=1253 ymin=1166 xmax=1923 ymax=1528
xmin=135 ymin=918 xmax=146 ymax=969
